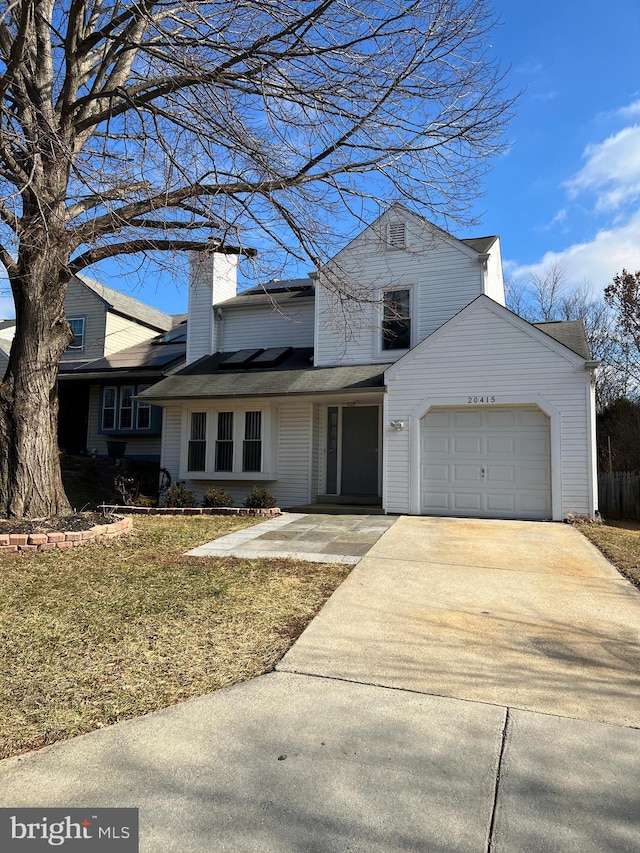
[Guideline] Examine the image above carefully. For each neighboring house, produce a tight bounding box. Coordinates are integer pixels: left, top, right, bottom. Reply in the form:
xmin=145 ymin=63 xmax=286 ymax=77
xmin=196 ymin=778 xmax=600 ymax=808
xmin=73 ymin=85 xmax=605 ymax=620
xmin=57 ymin=275 xmax=185 ymax=460
xmin=138 ymin=204 xmax=599 ymax=520
xmin=0 ymin=319 xmax=15 ymax=378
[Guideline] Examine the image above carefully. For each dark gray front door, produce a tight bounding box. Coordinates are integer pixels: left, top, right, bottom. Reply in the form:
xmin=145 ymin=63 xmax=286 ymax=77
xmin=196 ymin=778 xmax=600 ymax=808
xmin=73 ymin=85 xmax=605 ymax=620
xmin=341 ymin=406 xmax=379 ymax=495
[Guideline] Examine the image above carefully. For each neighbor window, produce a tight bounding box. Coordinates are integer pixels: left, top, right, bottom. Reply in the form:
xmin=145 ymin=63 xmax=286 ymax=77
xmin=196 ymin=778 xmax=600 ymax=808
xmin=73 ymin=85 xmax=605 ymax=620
xmin=136 ymin=385 xmax=151 ymax=430
xmin=382 ymin=288 xmax=411 ymax=350
xmin=66 ymin=317 xmax=85 ymax=351
xmin=101 ymin=385 xmax=155 ymax=433
xmin=119 ymin=386 xmax=134 ymax=429
xmin=102 ymin=387 xmax=117 ymax=430
xmin=188 ymin=412 xmax=207 ymax=471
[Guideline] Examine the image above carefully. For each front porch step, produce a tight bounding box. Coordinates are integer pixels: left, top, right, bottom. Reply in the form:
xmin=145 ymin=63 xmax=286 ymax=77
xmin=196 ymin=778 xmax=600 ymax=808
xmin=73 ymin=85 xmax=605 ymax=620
xmin=316 ymin=494 xmax=382 ymax=506
xmin=285 ymin=503 xmax=386 ymax=515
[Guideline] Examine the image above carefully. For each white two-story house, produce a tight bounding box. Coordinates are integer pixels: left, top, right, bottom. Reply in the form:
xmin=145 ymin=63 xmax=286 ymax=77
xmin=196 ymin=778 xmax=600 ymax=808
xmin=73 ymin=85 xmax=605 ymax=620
xmin=141 ymin=205 xmax=598 ymax=520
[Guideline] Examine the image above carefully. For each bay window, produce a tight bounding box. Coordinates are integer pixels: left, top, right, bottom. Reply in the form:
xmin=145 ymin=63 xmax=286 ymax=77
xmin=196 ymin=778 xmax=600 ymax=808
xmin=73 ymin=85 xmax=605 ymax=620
xmin=184 ymin=406 xmax=269 ymax=477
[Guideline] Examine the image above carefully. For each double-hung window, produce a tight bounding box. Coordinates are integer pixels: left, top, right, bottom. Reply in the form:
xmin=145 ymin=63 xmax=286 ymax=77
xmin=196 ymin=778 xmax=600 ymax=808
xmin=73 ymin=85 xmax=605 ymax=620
xmin=243 ymin=411 xmax=262 ymax=472
xmin=188 ymin=412 xmax=207 ymax=471
xmin=119 ymin=386 xmax=134 ymax=429
xmin=102 ymin=387 xmax=117 ymax=430
xmin=382 ymin=288 xmax=411 ymax=350
xmin=215 ymin=412 xmax=234 ymax=472
xmin=67 ymin=317 xmax=85 ymax=351
xmin=136 ymin=385 xmax=151 ymax=429
xmin=101 ymin=385 xmax=155 ymax=432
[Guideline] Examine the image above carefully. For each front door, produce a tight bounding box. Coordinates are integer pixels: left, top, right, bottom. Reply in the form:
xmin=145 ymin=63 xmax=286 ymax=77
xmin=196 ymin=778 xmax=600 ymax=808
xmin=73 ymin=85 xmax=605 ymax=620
xmin=340 ymin=406 xmax=379 ymax=495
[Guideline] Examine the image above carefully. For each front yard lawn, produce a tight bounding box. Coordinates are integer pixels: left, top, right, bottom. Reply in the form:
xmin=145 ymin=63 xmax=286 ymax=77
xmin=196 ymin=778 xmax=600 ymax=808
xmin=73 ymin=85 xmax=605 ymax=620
xmin=580 ymin=520 xmax=640 ymax=590
xmin=0 ymin=515 xmax=350 ymax=759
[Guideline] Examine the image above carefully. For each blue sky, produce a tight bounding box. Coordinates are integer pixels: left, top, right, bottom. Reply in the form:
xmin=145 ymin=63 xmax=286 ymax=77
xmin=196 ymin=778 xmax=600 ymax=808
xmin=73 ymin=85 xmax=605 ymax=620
xmin=475 ymin=0 xmax=640 ymax=290
xmin=1 ymin=0 xmax=639 ymax=319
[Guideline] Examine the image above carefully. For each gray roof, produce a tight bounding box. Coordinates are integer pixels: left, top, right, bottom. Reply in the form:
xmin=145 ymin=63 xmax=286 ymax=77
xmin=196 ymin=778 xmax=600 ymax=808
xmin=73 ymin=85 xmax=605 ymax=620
xmin=220 ymin=289 xmax=314 ymax=308
xmin=0 ymin=319 xmax=15 ymax=331
xmin=140 ymin=347 xmax=388 ymax=400
xmin=76 ymin=275 xmax=174 ymax=332
xmin=534 ymin=320 xmax=591 ymax=359
xmin=59 ymin=339 xmax=185 ymax=376
xmin=460 ymin=236 xmax=498 ymax=253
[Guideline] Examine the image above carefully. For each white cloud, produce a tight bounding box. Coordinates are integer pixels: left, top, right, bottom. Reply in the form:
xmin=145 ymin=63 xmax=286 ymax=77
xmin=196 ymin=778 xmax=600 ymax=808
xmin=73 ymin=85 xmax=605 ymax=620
xmin=565 ymin=125 xmax=640 ymax=211
xmin=538 ymin=208 xmax=567 ymax=231
xmin=618 ymin=99 xmax=640 ymax=119
xmin=507 ymin=209 xmax=640 ymax=294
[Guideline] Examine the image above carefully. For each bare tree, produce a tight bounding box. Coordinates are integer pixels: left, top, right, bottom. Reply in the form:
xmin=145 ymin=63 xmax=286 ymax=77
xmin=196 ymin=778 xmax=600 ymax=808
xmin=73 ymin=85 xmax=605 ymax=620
xmin=505 ymin=264 xmax=623 ymax=408
xmin=0 ymin=0 xmax=513 ymax=518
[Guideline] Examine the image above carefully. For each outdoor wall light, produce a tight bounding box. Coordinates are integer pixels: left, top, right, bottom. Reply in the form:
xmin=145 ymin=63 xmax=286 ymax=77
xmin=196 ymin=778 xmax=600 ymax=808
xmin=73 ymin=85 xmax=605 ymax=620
xmin=390 ymin=420 xmax=406 ymax=431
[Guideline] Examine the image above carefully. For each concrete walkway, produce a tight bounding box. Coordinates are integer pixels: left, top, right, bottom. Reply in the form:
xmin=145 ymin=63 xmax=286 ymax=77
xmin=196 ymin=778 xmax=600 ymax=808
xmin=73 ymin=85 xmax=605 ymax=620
xmin=2 ymin=517 xmax=640 ymax=852
xmin=187 ymin=512 xmax=397 ymax=563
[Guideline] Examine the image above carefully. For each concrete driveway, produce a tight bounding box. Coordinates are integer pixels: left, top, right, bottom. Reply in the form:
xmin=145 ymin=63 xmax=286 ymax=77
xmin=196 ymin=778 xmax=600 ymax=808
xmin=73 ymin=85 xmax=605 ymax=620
xmin=279 ymin=516 xmax=640 ymax=727
xmin=2 ymin=516 xmax=640 ymax=851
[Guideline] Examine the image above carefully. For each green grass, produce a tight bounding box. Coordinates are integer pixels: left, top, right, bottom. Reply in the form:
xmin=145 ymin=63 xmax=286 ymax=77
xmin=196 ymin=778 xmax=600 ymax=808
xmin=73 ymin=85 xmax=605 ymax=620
xmin=580 ymin=520 xmax=640 ymax=589
xmin=0 ymin=516 xmax=351 ymax=759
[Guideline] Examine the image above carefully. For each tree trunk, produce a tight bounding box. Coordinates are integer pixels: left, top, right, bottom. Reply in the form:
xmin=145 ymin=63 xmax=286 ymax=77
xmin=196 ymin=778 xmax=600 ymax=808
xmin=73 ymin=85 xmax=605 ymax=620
xmin=0 ymin=251 xmax=72 ymax=518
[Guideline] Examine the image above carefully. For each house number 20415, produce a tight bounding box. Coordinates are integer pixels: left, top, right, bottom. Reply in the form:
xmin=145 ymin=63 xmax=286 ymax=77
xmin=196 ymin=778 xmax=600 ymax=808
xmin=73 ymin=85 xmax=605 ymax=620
xmin=467 ymin=396 xmax=496 ymax=404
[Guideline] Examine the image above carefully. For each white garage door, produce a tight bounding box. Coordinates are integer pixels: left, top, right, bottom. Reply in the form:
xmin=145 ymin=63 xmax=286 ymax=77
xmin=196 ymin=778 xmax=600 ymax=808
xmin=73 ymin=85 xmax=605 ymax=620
xmin=421 ymin=407 xmax=551 ymax=520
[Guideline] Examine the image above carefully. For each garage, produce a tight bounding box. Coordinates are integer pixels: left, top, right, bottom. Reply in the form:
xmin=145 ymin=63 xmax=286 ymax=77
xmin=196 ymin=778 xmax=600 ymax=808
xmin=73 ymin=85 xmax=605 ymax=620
xmin=420 ymin=406 xmax=552 ymax=520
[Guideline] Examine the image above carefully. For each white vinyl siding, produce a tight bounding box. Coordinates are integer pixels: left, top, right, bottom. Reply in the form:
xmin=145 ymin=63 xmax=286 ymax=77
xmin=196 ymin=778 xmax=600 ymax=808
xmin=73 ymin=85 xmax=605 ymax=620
xmin=104 ymin=312 xmax=160 ymax=355
xmin=222 ymin=300 xmax=314 ymax=350
xmin=315 ymin=210 xmax=484 ymax=366
xmin=276 ymin=403 xmax=313 ymax=507
xmin=384 ymin=298 xmax=594 ymax=519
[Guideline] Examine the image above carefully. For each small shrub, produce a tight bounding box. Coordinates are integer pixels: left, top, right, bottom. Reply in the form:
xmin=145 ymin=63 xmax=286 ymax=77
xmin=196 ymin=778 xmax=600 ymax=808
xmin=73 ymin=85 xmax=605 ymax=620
xmin=203 ymin=487 xmax=234 ymax=508
xmin=163 ymin=483 xmax=197 ymax=508
xmin=135 ymin=494 xmax=157 ymax=508
xmin=243 ymin=486 xmax=276 ymax=509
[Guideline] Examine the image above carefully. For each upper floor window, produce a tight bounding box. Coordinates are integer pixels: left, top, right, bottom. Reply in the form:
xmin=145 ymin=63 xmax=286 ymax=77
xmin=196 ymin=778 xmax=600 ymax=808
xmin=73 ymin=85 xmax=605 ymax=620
xmin=382 ymin=288 xmax=411 ymax=350
xmin=66 ymin=317 xmax=85 ymax=351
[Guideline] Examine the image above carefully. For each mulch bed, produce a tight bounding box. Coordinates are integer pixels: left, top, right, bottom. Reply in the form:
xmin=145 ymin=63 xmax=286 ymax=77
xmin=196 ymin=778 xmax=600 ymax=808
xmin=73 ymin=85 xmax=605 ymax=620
xmin=0 ymin=512 xmax=118 ymax=535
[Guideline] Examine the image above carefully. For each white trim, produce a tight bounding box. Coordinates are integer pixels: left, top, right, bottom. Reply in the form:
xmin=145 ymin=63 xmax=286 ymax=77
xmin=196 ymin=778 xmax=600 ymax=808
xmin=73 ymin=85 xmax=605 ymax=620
xmin=408 ymin=394 xmax=562 ymax=521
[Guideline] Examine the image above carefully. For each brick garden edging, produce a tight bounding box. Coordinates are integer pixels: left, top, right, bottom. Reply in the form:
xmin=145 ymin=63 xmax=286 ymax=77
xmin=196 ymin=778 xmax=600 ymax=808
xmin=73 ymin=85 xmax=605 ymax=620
xmin=98 ymin=505 xmax=282 ymax=518
xmin=0 ymin=517 xmax=133 ymax=553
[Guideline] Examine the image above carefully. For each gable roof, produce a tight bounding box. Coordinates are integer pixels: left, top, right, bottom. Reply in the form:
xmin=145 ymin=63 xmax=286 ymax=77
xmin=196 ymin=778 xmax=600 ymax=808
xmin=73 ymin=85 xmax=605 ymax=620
xmin=460 ymin=236 xmax=498 ymax=254
xmin=386 ymin=295 xmax=591 ymax=379
xmin=140 ymin=347 xmax=388 ymax=401
xmin=533 ymin=320 xmax=591 ymax=360
xmin=75 ymin=275 xmax=173 ymax=332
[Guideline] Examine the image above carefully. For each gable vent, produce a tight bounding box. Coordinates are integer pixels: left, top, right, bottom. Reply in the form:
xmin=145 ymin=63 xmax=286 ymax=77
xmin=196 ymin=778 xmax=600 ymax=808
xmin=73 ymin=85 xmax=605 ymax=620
xmin=387 ymin=221 xmax=406 ymax=249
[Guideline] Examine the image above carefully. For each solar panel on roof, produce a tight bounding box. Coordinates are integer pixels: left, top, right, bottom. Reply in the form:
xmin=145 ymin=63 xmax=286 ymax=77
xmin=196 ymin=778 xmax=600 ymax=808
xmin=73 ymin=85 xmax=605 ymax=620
xmin=246 ymin=346 xmax=292 ymax=368
xmin=219 ymin=348 xmax=263 ymax=369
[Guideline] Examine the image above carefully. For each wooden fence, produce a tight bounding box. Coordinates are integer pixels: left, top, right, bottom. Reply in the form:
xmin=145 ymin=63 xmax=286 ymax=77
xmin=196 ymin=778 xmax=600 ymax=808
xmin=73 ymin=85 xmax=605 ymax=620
xmin=598 ymin=471 xmax=640 ymax=520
